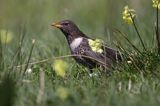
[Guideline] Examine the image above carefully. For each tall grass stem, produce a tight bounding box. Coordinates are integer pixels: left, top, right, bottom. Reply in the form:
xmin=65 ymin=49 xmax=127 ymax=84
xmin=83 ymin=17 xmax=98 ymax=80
xmin=132 ymin=18 xmax=146 ymax=51
xmin=156 ymin=7 xmax=160 ymax=53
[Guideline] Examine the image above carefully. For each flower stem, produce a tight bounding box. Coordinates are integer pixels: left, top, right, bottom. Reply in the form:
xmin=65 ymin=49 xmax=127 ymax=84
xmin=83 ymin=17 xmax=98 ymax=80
xmin=0 ymin=35 xmax=4 ymax=71
xmin=132 ymin=18 xmax=146 ymax=51
xmin=22 ymin=40 xmax=35 ymax=76
xmin=156 ymin=6 xmax=160 ymax=54
xmin=114 ymin=29 xmax=142 ymax=55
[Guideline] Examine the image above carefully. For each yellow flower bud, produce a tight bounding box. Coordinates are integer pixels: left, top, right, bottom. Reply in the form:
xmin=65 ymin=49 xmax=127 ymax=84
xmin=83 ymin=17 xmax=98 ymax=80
xmin=52 ymin=60 xmax=68 ymax=77
xmin=88 ymin=39 xmax=104 ymax=53
xmin=152 ymin=0 xmax=160 ymax=9
xmin=122 ymin=5 xmax=136 ymax=24
xmin=56 ymin=86 xmax=69 ymax=100
xmin=0 ymin=29 xmax=13 ymax=44
xmin=97 ymin=49 xmax=103 ymax=53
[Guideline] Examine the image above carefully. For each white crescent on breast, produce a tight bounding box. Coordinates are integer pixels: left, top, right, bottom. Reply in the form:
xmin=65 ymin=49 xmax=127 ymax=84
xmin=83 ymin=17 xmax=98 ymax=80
xmin=70 ymin=37 xmax=83 ymax=51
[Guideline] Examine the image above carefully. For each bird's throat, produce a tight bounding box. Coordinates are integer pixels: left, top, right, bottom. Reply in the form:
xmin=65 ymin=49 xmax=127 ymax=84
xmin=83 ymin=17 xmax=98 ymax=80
xmin=61 ymin=29 xmax=85 ymax=45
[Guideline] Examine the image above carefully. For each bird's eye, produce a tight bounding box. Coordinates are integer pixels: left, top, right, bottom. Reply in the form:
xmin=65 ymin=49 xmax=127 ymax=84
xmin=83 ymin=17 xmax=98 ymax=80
xmin=63 ymin=23 xmax=69 ymax=26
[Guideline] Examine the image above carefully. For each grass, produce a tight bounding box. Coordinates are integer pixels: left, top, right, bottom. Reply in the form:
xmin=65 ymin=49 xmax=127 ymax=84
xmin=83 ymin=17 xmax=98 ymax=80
xmin=0 ymin=0 xmax=160 ymax=106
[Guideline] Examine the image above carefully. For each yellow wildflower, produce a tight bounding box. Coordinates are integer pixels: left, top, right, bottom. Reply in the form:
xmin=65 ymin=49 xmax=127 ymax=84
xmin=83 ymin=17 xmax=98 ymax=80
xmin=88 ymin=39 xmax=104 ymax=53
xmin=0 ymin=29 xmax=13 ymax=44
xmin=152 ymin=0 xmax=160 ymax=9
xmin=52 ymin=60 xmax=68 ymax=77
xmin=56 ymin=86 xmax=69 ymax=100
xmin=122 ymin=6 xmax=136 ymax=24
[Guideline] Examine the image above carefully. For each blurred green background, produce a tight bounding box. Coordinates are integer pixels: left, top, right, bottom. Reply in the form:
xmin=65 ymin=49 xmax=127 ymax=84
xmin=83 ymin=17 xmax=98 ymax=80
xmin=0 ymin=0 xmax=156 ymax=53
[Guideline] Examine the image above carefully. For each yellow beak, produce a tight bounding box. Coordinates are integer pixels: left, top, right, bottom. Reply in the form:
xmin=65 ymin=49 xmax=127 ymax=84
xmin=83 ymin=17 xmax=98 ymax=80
xmin=51 ymin=22 xmax=62 ymax=28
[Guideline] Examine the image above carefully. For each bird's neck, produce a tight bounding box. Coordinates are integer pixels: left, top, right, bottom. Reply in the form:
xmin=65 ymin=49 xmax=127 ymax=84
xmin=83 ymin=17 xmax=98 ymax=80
xmin=62 ymin=30 xmax=87 ymax=44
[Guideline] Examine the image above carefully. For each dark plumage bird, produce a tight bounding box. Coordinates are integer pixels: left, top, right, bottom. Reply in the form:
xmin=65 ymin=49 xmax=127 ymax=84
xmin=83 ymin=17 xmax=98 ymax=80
xmin=51 ymin=20 xmax=122 ymax=72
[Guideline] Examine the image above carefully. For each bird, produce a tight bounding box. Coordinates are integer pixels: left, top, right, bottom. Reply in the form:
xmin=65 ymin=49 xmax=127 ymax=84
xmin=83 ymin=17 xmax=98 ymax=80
xmin=51 ymin=20 xmax=122 ymax=73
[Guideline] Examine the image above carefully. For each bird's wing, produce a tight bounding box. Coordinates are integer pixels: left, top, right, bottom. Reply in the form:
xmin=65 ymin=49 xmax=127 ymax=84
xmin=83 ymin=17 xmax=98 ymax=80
xmin=103 ymin=45 xmax=122 ymax=62
xmin=76 ymin=38 xmax=120 ymax=68
xmin=85 ymin=37 xmax=122 ymax=62
xmin=82 ymin=48 xmax=113 ymax=68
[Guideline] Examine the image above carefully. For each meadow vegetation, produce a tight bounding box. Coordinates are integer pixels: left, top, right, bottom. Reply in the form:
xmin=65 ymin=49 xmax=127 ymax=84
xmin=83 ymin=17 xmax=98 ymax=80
xmin=0 ymin=0 xmax=160 ymax=106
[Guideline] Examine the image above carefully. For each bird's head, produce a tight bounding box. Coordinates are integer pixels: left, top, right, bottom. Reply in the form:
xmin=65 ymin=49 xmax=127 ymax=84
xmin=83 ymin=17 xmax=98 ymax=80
xmin=51 ymin=20 xmax=78 ymax=35
xmin=51 ymin=20 xmax=86 ymax=39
